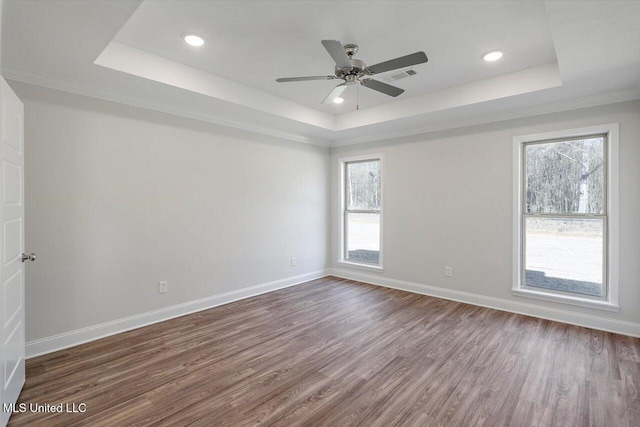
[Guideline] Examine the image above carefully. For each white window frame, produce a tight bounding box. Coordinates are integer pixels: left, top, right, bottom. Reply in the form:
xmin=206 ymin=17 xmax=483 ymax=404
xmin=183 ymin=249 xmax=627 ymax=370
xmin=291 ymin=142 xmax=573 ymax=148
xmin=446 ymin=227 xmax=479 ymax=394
xmin=337 ymin=154 xmax=384 ymax=272
xmin=512 ymin=124 xmax=619 ymax=311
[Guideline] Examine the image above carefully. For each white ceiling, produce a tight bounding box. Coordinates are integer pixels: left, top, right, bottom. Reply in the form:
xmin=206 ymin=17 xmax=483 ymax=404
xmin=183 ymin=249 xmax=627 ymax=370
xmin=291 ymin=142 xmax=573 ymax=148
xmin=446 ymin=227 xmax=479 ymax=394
xmin=114 ymin=0 xmax=558 ymax=114
xmin=2 ymin=1 xmax=639 ymax=147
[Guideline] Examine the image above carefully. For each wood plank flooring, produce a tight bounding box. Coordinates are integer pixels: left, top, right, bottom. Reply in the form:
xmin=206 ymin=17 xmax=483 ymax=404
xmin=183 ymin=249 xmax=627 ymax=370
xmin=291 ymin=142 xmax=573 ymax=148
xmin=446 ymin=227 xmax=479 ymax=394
xmin=8 ymin=276 xmax=640 ymax=426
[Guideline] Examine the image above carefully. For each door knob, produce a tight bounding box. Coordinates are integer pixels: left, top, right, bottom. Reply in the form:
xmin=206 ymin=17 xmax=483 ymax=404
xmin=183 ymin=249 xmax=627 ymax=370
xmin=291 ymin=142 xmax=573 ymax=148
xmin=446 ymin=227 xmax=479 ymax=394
xmin=22 ymin=253 xmax=36 ymax=262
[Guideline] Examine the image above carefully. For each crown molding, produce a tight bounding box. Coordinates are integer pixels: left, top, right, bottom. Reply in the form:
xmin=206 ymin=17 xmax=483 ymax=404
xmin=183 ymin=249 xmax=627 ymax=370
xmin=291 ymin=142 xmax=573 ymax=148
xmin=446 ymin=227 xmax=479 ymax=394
xmin=329 ymin=88 xmax=640 ymax=147
xmin=1 ymin=66 xmax=331 ymax=147
xmin=95 ymin=41 xmax=336 ymax=131
xmin=3 ymin=65 xmax=638 ymax=150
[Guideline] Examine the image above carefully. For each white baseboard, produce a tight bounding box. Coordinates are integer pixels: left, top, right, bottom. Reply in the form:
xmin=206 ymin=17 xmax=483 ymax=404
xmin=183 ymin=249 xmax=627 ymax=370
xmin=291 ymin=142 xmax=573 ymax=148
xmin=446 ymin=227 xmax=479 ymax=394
xmin=26 ymin=270 xmax=329 ymax=359
xmin=27 ymin=268 xmax=639 ymax=359
xmin=329 ymin=268 xmax=640 ymax=338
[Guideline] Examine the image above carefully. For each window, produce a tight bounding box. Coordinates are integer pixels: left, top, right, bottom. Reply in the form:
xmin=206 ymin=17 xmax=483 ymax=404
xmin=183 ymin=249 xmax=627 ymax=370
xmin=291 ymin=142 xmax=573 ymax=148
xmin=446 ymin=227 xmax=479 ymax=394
xmin=513 ymin=124 xmax=618 ymax=311
xmin=340 ymin=156 xmax=382 ymax=269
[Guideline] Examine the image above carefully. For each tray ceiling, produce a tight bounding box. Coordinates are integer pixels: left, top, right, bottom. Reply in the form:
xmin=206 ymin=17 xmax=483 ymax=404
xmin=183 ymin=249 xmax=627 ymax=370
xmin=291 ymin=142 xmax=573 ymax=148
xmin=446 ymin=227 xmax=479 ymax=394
xmin=2 ymin=1 xmax=639 ymax=146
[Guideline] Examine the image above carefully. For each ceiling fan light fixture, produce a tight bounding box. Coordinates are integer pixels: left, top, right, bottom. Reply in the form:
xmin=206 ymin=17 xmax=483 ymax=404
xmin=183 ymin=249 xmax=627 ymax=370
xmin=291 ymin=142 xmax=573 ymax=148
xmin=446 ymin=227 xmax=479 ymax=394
xmin=184 ymin=33 xmax=205 ymax=47
xmin=333 ymin=97 xmax=344 ymax=104
xmin=482 ymin=50 xmax=503 ymax=62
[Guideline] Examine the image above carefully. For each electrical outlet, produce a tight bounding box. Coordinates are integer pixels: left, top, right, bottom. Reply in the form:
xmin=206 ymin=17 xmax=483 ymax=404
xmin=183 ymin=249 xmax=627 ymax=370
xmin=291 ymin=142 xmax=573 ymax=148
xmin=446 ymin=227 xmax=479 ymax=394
xmin=291 ymin=257 xmax=297 ymax=267
xmin=158 ymin=281 xmax=168 ymax=294
xmin=445 ymin=267 xmax=453 ymax=277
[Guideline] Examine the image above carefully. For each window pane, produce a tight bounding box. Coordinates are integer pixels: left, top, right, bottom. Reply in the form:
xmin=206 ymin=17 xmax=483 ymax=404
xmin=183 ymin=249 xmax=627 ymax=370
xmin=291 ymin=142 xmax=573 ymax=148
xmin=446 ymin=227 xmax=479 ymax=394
xmin=525 ymin=137 xmax=605 ymax=214
xmin=346 ymin=212 xmax=380 ymax=264
xmin=525 ymin=217 xmax=604 ymax=297
xmin=347 ymin=160 xmax=381 ymax=211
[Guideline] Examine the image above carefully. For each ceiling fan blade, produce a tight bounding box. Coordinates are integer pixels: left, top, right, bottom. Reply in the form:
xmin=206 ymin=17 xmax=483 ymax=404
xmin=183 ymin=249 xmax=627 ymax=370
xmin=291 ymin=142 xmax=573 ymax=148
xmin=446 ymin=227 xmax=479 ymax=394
xmin=367 ymin=51 xmax=428 ymax=74
xmin=322 ymin=83 xmax=347 ymax=104
xmin=321 ymin=40 xmax=353 ymax=70
xmin=362 ymin=79 xmax=404 ymax=97
xmin=276 ymin=76 xmax=337 ymax=82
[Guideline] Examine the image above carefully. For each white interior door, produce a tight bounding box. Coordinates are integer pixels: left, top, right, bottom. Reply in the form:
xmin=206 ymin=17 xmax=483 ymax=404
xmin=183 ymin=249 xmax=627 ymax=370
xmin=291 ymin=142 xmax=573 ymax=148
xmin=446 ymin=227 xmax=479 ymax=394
xmin=0 ymin=77 xmax=26 ymax=427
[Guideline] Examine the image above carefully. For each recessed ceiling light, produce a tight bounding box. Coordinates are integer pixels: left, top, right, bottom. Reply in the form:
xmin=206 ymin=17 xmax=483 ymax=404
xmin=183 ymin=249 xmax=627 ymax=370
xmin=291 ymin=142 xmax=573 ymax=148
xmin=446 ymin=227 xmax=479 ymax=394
xmin=483 ymin=50 xmax=503 ymax=62
xmin=333 ymin=97 xmax=344 ymax=104
xmin=184 ymin=34 xmax=204 ymax=47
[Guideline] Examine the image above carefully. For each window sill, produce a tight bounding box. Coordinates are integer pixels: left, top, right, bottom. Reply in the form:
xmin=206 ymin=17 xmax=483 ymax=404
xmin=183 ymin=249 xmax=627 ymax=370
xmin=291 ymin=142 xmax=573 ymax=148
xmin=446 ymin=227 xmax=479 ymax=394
xmin=512 ymin=288 xmax=619 ymax=312
xmin=337 ymin=260 xmax=384 ymax=273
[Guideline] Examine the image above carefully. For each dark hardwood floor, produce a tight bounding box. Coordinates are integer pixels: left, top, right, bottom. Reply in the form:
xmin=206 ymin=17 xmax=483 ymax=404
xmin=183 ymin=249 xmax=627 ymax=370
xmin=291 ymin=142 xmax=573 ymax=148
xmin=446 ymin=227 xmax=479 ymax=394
xmin=9 ymin=276 xmax=640 ymax=426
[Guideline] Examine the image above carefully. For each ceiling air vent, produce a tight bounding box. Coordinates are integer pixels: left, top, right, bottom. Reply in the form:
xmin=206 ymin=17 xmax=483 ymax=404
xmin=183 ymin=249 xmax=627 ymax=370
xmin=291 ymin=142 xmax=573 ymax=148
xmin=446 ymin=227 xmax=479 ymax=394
xmin=382 ymin=69 xmax=417 ymax=83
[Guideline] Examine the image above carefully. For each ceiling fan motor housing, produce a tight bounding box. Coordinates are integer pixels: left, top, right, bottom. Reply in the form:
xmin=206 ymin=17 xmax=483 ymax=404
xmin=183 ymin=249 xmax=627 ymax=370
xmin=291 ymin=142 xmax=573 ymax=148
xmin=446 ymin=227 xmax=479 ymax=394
xmin=344 ymin=75 xmax=358 ymax=85
xmin=335 ymin=58 xmax=369 ymax=79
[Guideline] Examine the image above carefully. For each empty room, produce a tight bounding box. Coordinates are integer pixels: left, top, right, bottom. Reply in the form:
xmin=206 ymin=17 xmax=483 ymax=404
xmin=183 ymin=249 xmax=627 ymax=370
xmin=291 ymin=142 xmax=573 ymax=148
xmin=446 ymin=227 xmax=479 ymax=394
xmin=0 ymin=0 xmax=639 ymax=425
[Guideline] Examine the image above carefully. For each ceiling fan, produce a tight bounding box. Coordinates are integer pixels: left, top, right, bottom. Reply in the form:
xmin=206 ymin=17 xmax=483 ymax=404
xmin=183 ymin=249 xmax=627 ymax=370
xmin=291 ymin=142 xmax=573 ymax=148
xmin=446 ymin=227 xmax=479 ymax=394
xmin=276 ymin=40 xmax=428 ymax=104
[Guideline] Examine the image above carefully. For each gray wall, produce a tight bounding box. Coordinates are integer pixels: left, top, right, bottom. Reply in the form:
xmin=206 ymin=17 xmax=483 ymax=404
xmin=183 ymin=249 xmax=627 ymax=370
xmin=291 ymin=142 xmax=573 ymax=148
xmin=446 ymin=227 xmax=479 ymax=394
xmin=13 ymin=79 xmax=640 ymax=344
xmin=330 ymin=100 xmax=640 ymax=324
xmin=14 ymin=82 xmax=329 ymax=342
